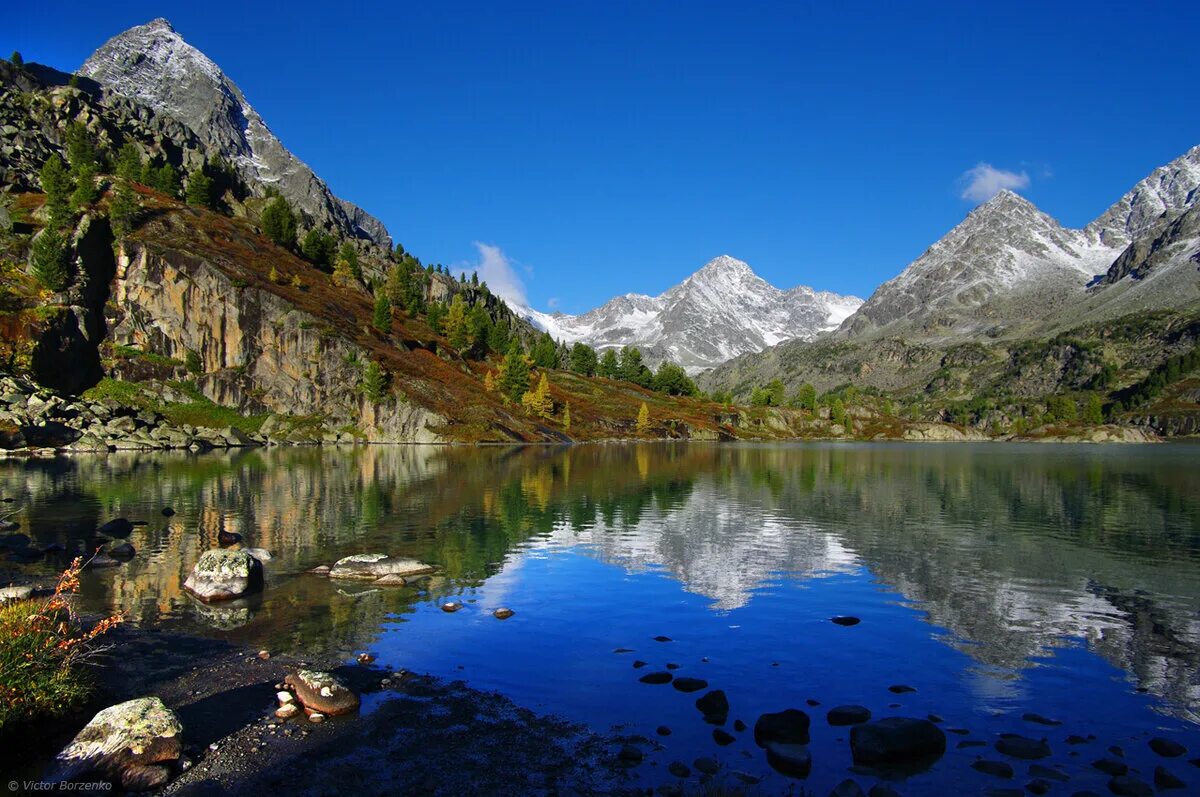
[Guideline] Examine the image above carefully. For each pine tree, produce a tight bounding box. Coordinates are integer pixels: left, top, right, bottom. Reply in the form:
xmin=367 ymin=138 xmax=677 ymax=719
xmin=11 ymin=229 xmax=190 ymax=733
xmin=115 ymin=143 xmax=143 ymax=182
xmin=10 ymin=51 xmax=23 ymax=67
xmin=563 ymin=402 xmax=571 ymax=432
xmin=831 ymin=398 xmax=847 ymax=429
xmin=337 ymin=242 xmax=361 ymax=281
xmin=30 ymin=229 xmax=70 ymax=291
xmin=261 ymin=195 xmax=296 ymax=248
xmin=598 ymin=349 xmax=619 ymax=379
xmin=39 ymin=154 xmax=74 ymax=229
xmin=1084 ymin=393 xmax=1104 ymax=425
xmin=69 ymin=160 xmax=99 ymax=210
xmin=445 ymin=294 xmax=468 ymax=349
xmin=569 ymin=341 xmax=598 ymax=376
xmin=301 ymin=228 xmax=336 ymax=269
xmin=467 ymin=304 xmax=492 ymax=358
xmin=153 ymin=163 xmax=181 ymax=198
xmin=361 ymin=361 xmax=388 ymax=403
xmin=531 ymin=332 xmax=559 ymax=368
xmin=795 ymin=383 xmax=817 ymax=412
xmin=373 ymin=292 xmax=392 ymax=334
xmin=427 ymin=301 xmax=446 ymax=334
xmin=498 ymin=341 xmax=530 ymax=402
xmin=185 ymin=167 xmax=214 ymax=208
xmin=108 ymin=179 xmax=140 ymax=237
xmin=636 ymin=402 xmax=650 ymax=435
xmin=652 ymin=361 xmax=698 ymax=396
xmin=64 ymin=122 xmax=97 ymax=175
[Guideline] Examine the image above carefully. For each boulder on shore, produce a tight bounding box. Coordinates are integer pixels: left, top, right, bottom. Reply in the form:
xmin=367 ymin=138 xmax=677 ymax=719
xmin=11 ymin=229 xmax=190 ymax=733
xmin=284 ymin=669 xmax=360 ymax=716
xmin=53 ymin=697 xmax=182 ymax=783
xmin=754 ymin=709 xmax=811 ymax=747
xmin=328 ymin=553 xmax=434 ymax=580
xmin=183 ymin=549 xmax=263 ymax=602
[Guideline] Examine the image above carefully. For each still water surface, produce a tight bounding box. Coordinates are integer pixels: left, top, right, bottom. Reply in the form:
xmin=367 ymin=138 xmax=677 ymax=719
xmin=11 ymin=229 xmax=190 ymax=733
xmin=4 ymin=442 xmax=1200 ymax=793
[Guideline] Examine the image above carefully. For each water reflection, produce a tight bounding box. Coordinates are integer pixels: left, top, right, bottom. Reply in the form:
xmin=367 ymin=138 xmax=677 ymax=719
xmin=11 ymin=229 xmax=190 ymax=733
xmin=3 ymin=442 xmax=1199 ymax=721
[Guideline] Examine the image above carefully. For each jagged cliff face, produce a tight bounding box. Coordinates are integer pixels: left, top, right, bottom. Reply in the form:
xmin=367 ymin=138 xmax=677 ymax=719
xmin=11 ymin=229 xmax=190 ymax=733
xmin=79 ymin=19 xmax=391 ymax=248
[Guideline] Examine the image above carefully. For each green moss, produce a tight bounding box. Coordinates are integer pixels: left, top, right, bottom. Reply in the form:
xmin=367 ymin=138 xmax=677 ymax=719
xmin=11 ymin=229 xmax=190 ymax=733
xmin=111 ymin=344 xmax=184 ymax=368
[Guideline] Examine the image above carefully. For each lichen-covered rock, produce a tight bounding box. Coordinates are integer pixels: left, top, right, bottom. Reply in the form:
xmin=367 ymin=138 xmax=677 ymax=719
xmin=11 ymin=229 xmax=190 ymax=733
xmin=329 ymin=553 xmax=434 ymax=581
xmin=183 ymin=548 xmax=263 ymax=601
xmin=284 ymin=669 xmax=360 ymax=716
xmin=53 ymin=697 xmax=182 ymax=782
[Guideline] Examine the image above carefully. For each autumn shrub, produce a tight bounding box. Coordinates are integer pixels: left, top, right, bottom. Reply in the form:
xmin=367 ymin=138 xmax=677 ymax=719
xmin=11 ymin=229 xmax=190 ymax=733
xmin=0 ymin=558 xmax=122 ymax=732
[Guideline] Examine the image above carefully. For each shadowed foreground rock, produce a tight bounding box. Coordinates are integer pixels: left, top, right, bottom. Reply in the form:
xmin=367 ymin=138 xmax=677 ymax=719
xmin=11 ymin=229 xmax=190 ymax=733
xmin=52 ymin=696 xmax=182 ymax=788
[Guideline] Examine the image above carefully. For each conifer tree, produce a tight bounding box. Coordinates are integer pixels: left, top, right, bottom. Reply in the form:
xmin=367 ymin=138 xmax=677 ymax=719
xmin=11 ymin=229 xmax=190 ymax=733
xmin=534 ymin=373 xmax=552 ymax=418
xmin=69 ymin=160 xmax=99 ymax=210
xmin=153 ymin=163 xmax=181 ymax=198
xmin=30 ymin=229 xmax=70 ymax=291
xmin=531 ymin=332 xmax=559 ymax=368
xmin=498 ymin=340 xmax=530 ymax=402
xmin=795 ymin=383 xmax=817 ymax=412
xmin=10 ymin=51 xmax=23 ymax=67
xmin=445 ymin=294 xmax=468 ymax=349
xmin=373 ymin=292 xmax=391 ymax=334
xmin=636 ymin=402 xmax=650 ymax=435
xmin=301 ymin=228 xmax=336 ymax=269
xmin=185 ymin=167 xmax=214 ymax=208
xmin=563 ymin=401 xmax=571 ymax=432
xmin=115 ymin=143 xmax=143 ymax=182
xmin=261 ymin=195 xmax=296 ymax=247
xmin=569 ymin=342 xmax=598 ymax=376
xmin=361 ymin=361 xmax=387 ymax=403
xmin=39 ymin=154 xmax=74 ymax=229
xmin=108 ymin=179 xmax=140 ymax=237
xmin=337 ymin=242 xmax=361 ymax=281
xmin=484 ymin=370 xmax=496 ymax=392
xmin=64 ymin=122 xmax=97 ymax=175
xmin=1084 ymin=393 xmax=1104 ymax=425
xmin=598 ymin=348 xmax=619 ymax=379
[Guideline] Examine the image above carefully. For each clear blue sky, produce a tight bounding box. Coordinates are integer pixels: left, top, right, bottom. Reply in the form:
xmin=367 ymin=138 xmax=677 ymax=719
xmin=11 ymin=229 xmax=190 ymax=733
xmin=9 ymin=1 xmax=1200 ymax=312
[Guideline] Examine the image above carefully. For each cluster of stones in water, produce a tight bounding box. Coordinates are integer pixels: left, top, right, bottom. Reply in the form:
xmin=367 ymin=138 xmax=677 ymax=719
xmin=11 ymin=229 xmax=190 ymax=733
xmin=619 ymin=638 xmax=1195 ymax=794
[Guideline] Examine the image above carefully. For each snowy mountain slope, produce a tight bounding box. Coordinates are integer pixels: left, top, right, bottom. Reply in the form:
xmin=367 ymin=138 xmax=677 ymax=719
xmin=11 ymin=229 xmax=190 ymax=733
xmin=518 ymin=255 xmax=862 ymax=372
xmin=1084 ymin=144 xmax=1200 ymax=248
xmin=841 ymin=191 xmax=1126 ymax=340
xmin=80 ymin=19 xmax=391 ymax=248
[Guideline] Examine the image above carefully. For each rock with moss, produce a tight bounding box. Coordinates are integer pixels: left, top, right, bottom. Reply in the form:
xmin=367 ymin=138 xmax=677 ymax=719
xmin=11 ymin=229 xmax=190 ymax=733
xmin=329 ymin=553 xmax=434 ymax=581
xmin=183 ymin=548 xmax=263 ymax=601
xmin=284 ymin=669 xmax=360 ymax=716
xmin=53 ymin=696 xmax=182 ymax=784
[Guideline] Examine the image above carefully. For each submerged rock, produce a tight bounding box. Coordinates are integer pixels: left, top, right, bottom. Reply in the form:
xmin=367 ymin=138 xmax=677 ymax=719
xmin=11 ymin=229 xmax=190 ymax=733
xmin=830 ymin=780 xmax=866 ymax=797
xmin=1021 ymin=712 xmax=1061 ymax=726
xmin=995 ymin=734 xmax=1051 ymax=760
xmin=329 ymin=553 xmax=434 ymax=580
xmin=849 ymin=717 xmax=946 ymax=765
xmin=672 ymin=677 xmax=708 ymax=693
xmin=1107 ymin=775 xmax=1153 ymax=796
xmin=284 ymin=670 xmax=360 ymax=716
xmin=827 ymin=705 xmax=872 ymax=726
xmin=693 ymin=757 xmax=720 ymax=775
xmin=1092 ymin=757 xmax=1128 ymax=776
xmin=1154 ymin=765 xmax=1186 ymax=790
xmin=972 ymin=759 xmax=1014 ymax=778
xmin=764 ymin=742 xmax=811 ymax=778
xmin=668 ymin=760 xmax=690 ymax=777
xmin=183 ymin=549 xmax=263 ymax=602
xmin=638 ymin=671 xmax=672 ymax=685
xmin=713 ymin=729 xmax=735 ymax=746
xmin=53 ymin=697 xmax=182 ymax=782
xmin=831 ymin=616 xmax=861 ymax=626
xmin=97 ymin=518 xmax=134 ymax=538
xmin=1150 ymin=737 xmax=1187 ymax=758
xmin=754 ymin=709 xmax=811 ymax=747
xmin=696 ymin=689 xmax=729 ymax=724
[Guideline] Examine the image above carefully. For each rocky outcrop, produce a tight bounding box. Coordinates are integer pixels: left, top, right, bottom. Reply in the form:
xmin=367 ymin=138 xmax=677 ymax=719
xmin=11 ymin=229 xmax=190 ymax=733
xmin=902 ymin=423 xmax=989 ymax=442
xmin=328 ymin=553 xmax=435 ymax=580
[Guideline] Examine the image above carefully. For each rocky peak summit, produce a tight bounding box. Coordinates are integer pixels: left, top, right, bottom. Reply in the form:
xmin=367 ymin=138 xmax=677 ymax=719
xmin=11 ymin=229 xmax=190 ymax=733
xmin=80 ymin=19 xmax=391 ymax=248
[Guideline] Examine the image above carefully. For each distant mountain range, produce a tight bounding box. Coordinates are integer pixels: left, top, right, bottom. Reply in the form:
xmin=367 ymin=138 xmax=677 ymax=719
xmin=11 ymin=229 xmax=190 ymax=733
xmin=702 ymin=145 xmax=1200 ymax=397
xmin=519 ymin=255 xmax=862 ymax=372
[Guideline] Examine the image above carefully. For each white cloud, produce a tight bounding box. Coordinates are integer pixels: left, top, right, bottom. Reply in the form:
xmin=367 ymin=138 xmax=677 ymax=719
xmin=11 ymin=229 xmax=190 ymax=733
xmin=959 ymin=163 xmax=1031 ymax=202
xmin=470 ymin=242 xmax=527 ymax=307
xmin=546 ymin=297 xmax=559 ymax=309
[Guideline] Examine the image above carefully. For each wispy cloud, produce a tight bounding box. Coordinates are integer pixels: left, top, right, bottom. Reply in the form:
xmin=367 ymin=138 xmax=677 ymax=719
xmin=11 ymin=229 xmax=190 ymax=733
xmin=959 ymin=163 xmax=1031 ymax=202
xmin=470 ymin=242 xmax=527 ymax=307
xmin=546 ymin=297 xmax=559 ymax=309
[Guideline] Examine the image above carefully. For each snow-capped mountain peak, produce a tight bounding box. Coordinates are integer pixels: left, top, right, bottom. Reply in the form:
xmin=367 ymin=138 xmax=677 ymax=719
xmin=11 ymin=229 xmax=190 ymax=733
xmin=519 ymin=256 xmax=863 ymax=372
xmin=80 ymin=19 xmax=391 ymax=247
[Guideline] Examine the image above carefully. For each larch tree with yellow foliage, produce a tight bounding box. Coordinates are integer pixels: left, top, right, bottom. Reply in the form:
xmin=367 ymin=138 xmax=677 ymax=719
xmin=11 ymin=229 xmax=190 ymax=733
xmin=563 ymin=401 xmax=571 ymax=432
xmin=521 ymin=373 xmax=553 ymax=418
xmin=484 ymin=370 xmax=495 ymax=392
xmin=636 ymin=401 xmax=650 ymax=435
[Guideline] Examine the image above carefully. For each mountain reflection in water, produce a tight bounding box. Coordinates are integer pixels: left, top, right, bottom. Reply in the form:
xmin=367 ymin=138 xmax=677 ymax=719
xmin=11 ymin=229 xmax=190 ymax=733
xmin=3 ymin=442 xmax=1199 ymax=733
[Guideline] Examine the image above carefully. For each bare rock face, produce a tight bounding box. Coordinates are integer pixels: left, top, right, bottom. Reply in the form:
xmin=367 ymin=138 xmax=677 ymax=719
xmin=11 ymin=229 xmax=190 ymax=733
xmin=284 ymin=669 xmax=360 ymax=716
xmin=183 ymin=548 xmax=263 ymax=601
xmin=329 ymin=553 xmax=434 ymax=581
xmin=79 ymin=19 xmax=391 ymax=248
xmin=53 ymin=697 xmax=182 ymax=783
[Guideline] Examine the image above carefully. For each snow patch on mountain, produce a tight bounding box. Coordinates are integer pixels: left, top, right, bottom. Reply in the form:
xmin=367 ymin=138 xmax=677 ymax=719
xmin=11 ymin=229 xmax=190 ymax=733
xmin=516 ymin=255 xmax=862 ymax=372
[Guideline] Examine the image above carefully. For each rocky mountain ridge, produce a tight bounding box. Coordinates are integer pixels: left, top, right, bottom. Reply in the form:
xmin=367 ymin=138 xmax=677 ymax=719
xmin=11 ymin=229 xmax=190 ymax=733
xmin=522 ymin=255 xmax=861 ymax=372
xmin=79 ymin=19 xmax=391 ymax=248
